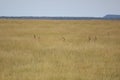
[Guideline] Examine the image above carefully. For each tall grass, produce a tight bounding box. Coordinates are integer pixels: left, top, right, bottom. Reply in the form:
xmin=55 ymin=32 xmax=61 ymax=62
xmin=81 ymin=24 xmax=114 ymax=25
xmin=0 ymin=20 xmax=120 ymax=80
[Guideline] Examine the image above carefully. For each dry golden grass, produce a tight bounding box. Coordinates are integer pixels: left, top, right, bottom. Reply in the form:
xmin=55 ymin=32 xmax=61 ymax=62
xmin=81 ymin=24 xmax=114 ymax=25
xmin=0 ymin=19 xmax=120 ymax=80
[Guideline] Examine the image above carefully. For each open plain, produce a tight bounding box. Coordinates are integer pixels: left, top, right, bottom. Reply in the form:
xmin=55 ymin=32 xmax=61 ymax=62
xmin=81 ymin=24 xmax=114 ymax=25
xmin=0 ymin=20 xmax=120 ymax=80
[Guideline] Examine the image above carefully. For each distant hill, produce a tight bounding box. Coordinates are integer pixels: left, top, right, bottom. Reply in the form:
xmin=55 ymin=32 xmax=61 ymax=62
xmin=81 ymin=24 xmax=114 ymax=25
xmin=104 ymin=14 xmax=120 ymax=19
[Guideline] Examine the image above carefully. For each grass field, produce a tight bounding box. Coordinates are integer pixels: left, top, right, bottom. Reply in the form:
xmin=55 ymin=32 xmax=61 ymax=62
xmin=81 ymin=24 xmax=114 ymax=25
xmin=0 ymin=20 xmax=120 ymax=80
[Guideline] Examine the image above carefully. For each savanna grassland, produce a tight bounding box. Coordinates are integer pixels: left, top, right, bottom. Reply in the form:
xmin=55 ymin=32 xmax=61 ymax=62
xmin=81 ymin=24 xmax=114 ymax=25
xmin=0 ymin=20 xmax=120 ymax=80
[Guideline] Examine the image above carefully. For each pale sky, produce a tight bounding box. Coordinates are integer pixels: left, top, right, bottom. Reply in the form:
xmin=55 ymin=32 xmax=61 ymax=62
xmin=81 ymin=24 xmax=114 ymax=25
xmin=0 ymin=0 xmax=120 ymax=17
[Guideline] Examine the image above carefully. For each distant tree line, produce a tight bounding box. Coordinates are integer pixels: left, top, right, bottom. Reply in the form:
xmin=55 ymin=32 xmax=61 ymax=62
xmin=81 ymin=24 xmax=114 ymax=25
xmin=0 ymin=14 xmax=120 ymax=20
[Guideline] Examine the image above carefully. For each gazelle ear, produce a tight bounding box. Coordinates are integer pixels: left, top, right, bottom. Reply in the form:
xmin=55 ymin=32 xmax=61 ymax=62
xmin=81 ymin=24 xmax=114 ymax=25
xmin=38 ymin=36 xmax=40 ymax=39
xmin=88 ymin=36 xmax=91 ymax=41
xmin=94 ymin=36 xmax=97 ymax=41
xmin=34 ymin=34 xmax=36 ymax=39
xmin=62 ymin=37 xmax=66 ymax=41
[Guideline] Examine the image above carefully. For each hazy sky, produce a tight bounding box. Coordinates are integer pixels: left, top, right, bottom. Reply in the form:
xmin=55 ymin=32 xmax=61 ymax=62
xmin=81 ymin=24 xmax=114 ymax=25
xmin=0 ymin=0 xmax=120 ymax=17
